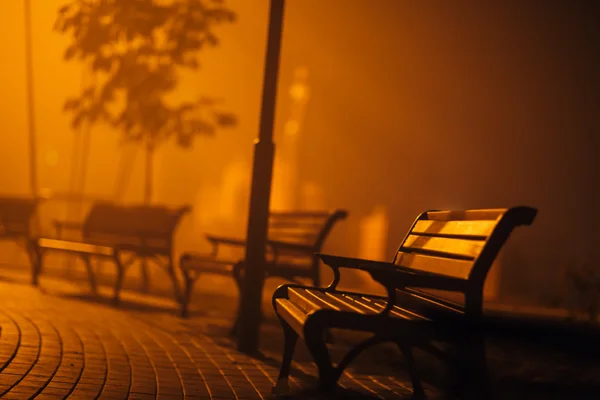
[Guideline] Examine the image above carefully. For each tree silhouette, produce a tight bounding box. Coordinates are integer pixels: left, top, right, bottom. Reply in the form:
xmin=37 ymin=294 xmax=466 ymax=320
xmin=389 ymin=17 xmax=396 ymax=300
xmin=55 ymin=0 xmax=237 ymax=202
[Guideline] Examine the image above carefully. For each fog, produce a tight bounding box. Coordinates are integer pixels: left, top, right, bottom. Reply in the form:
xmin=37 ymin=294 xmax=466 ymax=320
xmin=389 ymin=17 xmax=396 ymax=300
xmin=1 ymin=0 xmax=598 ymax=305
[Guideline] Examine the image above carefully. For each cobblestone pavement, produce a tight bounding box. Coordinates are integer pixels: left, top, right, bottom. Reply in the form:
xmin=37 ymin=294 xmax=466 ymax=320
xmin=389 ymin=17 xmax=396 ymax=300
xmin=0 ymin=268 xmax=437 ymax=399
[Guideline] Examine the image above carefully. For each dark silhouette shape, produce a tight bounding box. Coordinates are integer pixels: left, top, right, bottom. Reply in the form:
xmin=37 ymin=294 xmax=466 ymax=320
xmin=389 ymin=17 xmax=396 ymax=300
xmin=272 ymin=206 xmax=537 ymax=399
xmin=178 ymin=209 xmax=348 ymax=321
xmin=237 ymin=0 xmax=285 ymax=354
xmin=54 ymin=0 xmax=238 ymax=202
xmin=31 ymin=202 xmax=190 ymax=303
xmin=0 ymin=196 xmax=41 ymax=270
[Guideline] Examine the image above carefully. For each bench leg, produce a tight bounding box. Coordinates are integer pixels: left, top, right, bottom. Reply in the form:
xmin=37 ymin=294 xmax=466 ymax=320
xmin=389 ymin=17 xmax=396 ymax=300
xmin=272 ymin=319 xmax=299 ymax=396
xmin=140 ymin=258 xmax=150 ymax=293
xmin=336 ymin=335 xmax=385 ymax=379
xmin=180 ymin=269 xmax=198 ymax=318
xmin=230 ymin=261 xmax=245 ymax=336
xmin=466 ymin=338 xmax=493 ymax=400
xmin=304 ymin=320 xmax=336 ymax=393
xmin=112 ymin=255 xmax=126 ymax=303
xmin=396 ymin=342 xmax=425 ymax=399
xmin=448 ymin=337 xmax=492 ymax=400
xmin=166 ymin=259 xmax=181 ymax=305
xmin=27 ymin=242 xmax=41 ymax=286
xmin=82 ymin=255 xmax=97 ymax=293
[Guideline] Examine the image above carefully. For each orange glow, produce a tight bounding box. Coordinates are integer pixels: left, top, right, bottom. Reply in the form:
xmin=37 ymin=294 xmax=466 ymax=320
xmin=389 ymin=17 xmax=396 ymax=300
xmin=0 ymin=0 xmax=598 ymax=303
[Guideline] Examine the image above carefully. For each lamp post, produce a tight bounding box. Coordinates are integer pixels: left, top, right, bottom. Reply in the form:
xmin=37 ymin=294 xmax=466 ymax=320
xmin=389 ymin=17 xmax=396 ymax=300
xmin=24 ymin=0 xmax=38 ymax=198
xmin=237 ymin=0 xmax=286 ymax=354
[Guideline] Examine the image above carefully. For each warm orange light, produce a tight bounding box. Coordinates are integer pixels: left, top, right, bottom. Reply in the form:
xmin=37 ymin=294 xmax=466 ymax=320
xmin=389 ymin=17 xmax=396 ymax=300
xmin=45 ymin=150 xmax=59 ymax=166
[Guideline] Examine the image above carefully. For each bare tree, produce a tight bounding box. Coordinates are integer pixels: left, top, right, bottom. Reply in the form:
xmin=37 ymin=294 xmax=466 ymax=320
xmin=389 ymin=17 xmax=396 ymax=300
xmin=55 ymin=0 xmax=237 ymax=202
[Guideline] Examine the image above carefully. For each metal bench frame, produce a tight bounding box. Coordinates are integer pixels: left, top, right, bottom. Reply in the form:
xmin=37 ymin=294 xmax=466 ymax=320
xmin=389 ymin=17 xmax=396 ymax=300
xmin=272 ymin=206 xmax=537 ymax=399
xmin=31 ymin=202 xmax=190 ymax=303
xmin=178 ymin=209 xmax=348 ymax=320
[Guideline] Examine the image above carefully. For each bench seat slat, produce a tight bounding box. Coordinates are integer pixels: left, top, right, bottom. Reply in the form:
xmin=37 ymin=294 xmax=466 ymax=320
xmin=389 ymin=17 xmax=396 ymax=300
xmin=310 ymin=290 xmax=369 ymax=314
xmin=341 ymin=293 xmax=429 ymax=320
xmin=275 ymin=298 xmax=309 ymax=337
xmin=181 ymin=259 xmax=235 ymax=274
xmin=37 ymin=238 xmax=114 ymax=257
xmin=288 ymin=288 xmax=342 ymax=313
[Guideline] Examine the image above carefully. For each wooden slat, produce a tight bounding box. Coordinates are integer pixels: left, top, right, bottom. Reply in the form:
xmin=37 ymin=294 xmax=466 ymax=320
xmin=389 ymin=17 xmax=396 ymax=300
xmin=275 ymin=299 xmax=308 ymax=337
xmin=354 ymin=295 xmax=425 ymax=320
xmin=288 ymin=288 xmax=340 ymax=313
xmin=425 ymin=208 xmax=506 ymax=221
xmin=180 ymin=255 xmax=235 ymax=273
xmin=339 ymin=294 xmax=382 ymax=314
xmin=411 ymin=220 xmax=496 ymax=238
xmin=269 ymin=219 xmax=327 ymax=227
xmin=269 ymin=233 xmax=317 ymax=245
xmin=394 ymin=252 xmax=474 ymax=279
xmin=309 ymin=290 xmax=369 ymax=314
xmin=84 ymin=203 xmax=183 ymax=238
xmin=37 ymin=238 xmax=114 ymax=256
xmin=401 ymin=234 xmax=485 ymax=259
xmin=270 ymin=211 xmax=330 ymax=219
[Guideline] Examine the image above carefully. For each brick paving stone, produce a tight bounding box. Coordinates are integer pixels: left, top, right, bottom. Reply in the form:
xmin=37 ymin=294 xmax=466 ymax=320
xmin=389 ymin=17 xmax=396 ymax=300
xmin=0 ymin=275 xmax=430 ymax=399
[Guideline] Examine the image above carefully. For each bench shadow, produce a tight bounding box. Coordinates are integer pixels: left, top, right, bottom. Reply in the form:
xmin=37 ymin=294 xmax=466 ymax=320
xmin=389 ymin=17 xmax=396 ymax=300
xmin=276 ymin=387 xmax=391 ymax=399
xmin=0 ymin=274 xmax=24 ymax=284
xmin=496 ymin=380 xmax=600 ymax=400
xmin=54 ymin=291 xmax=177 ymax=314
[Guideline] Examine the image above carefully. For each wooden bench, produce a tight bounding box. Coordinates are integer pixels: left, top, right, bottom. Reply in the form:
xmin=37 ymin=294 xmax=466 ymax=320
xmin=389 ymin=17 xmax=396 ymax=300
xmin=31 ymin=202 xmax=190 ymax=303
xmin=178 ymin=209 xmax=348 ymax=319
xmin=272 ymin=206 xmax=537 ymax=399
xmin=0 ymin=196 xmax=40 ymax=270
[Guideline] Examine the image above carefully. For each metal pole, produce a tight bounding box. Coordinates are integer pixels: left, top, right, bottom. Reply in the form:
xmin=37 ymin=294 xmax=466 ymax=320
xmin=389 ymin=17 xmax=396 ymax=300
xmin=237 ymin=0 xmax=286 ymax=354
xmin=24 ymin=0 xmax=38 ymax=198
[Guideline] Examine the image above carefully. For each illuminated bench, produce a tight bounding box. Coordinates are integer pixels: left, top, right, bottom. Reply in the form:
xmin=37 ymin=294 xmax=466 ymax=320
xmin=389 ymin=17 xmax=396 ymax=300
xmin=272 ymin=206 xmax=537 ymax=399
xmin=178 ymin=209 xmax=348 ymax=323
xmin=32 ymin=202 xmax=190 ymax=303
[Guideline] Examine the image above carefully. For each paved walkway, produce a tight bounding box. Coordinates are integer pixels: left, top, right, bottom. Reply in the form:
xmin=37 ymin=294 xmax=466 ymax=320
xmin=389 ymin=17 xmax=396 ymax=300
xmin=0 ymin=267 xmax=432 ymax=399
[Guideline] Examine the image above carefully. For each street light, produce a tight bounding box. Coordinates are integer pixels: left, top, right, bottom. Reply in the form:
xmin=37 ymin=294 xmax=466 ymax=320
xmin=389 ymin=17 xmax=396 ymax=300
xmin=237 ymin=0 xmax=286 ymax=354
xmin=24 ymin=0 xmax=38 ymax=198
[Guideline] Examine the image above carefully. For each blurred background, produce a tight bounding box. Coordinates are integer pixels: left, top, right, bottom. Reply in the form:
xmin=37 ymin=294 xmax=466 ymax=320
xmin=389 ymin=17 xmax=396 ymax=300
xmin=0 ymin=0 xmax=598 ymax=308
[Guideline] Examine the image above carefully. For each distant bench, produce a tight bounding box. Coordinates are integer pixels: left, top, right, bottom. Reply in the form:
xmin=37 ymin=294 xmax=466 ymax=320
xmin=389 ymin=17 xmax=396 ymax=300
xmin=178 ymin=209 xmax=348 ymax=321
xmin=272 ymin=206 xmax=537 ymax=399
xmin=0 ymin=196 xmax=40 ymax=268
xmin=31 ymin=202 xmax=190 ymax=303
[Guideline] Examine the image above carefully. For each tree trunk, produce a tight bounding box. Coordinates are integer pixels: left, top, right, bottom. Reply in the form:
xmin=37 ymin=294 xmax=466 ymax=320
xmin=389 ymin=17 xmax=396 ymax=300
xmin=141 ymin=136 xmax=153 ymax=293
xmin=144 ymin=137 xmax=154 ymax=204
xmin=24 ymin=0 xmax=38 ymax=197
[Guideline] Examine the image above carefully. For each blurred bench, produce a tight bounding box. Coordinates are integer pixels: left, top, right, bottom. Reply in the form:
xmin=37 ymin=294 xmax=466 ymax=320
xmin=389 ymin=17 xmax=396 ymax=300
xmin=0 ymin=196 xmax=40 ymax=272
xmin=272 ymin=206 xmax=537 ymax=399
xmin=32 ymin=202 xmax=190 ymax=303
xmin=178 ymin=209 xmax=348 ymax=320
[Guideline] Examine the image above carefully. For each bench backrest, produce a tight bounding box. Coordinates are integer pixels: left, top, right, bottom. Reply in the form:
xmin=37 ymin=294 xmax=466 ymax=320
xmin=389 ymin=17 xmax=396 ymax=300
xmin=267 ymin=209 xmax=348 ymax=251
xmin=392 ymin=206 xmax=537 ymax=318
xmin=0 ymin=196 xmax=40 ymax=238
xmin=82 ymin=202 xmax=191 ymax=255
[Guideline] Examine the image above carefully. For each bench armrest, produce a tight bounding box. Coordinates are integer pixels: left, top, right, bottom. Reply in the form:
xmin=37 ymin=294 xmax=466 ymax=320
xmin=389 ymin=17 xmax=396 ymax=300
xmin=206 ymin=234 xmax=246 ymax=247
xmin=206 ymin=235 xmax=314 ymax=260
xmin=318 ymin=253 xmax=395 ymax=271
xmin=267 ymin=240 xmax=313 ymax=255
xmin=317 ymin=253 xmax=468 ymax=292
xmin=317 ymin=253 xmax=396 ymax=288
xmin=205 ymin=234 xmax=246 ymax=257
